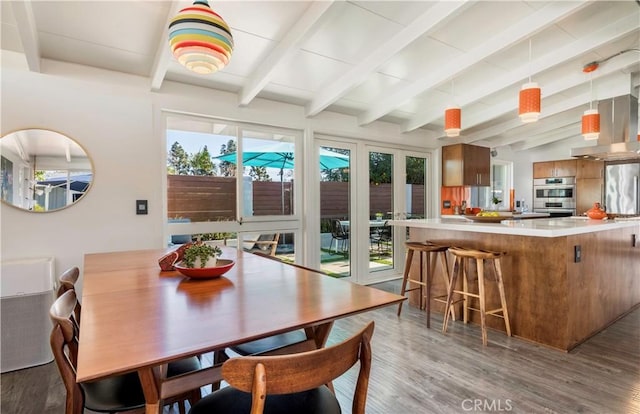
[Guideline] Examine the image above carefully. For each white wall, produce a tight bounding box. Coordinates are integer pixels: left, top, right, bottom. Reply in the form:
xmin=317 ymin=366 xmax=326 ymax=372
xmin=1 ymin=51 xmax=433 ymax=291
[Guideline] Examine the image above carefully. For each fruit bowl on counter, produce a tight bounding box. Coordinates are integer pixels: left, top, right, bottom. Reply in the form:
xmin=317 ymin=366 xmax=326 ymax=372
xmin=464 ymin=211 xmax=513 ymax=223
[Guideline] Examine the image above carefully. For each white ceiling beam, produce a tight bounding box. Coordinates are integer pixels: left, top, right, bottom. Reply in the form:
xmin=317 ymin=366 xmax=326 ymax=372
xmin=402 ymin=13 xmax=639 ymax=133
xmin=150 ymin=1 xmax=182 ymax=91
xmin=238 ymin=1 xmax=336 ymax=107
xmin=510 ymin=123 xmax=582 ymax=151
xmin=358 ymin=1 xmax=590 ymax=126
xmin=464 ymin=73 xmax=632 ymax=145
xmin=461 ymin=63 xmax=637 ymax=144
xmin=11 ymin=0 xmax=41 ymax=72
xmin=305 ymin=1 xmax=471 ymax=118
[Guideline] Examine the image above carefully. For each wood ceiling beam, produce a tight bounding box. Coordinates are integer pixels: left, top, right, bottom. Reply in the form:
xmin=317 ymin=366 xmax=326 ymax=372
xmin=358 ymin=1 xmax=590 ymax=127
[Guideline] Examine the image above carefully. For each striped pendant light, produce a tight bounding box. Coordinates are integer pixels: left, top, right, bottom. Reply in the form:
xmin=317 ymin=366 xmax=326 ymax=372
xmin=168 ymin=1 xmax=234 ymax=75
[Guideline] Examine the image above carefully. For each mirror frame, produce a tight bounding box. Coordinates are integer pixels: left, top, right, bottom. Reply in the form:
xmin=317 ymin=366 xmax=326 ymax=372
xmin=0 ymin=128 xmax=94 ymax=213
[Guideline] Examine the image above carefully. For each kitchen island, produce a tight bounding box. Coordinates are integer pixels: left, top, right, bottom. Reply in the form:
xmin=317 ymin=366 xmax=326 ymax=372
xmin=388 ymin=217 xmax=640 ymax=351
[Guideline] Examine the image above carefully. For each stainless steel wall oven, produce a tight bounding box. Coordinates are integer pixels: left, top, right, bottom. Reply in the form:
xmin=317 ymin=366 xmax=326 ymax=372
xmin=533 ymin=177 xmax=576 ymax=217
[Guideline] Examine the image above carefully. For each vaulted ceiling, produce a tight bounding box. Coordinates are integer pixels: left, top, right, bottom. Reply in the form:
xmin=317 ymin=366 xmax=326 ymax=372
xmin=2 ymin=1 xmax=639 ymax=152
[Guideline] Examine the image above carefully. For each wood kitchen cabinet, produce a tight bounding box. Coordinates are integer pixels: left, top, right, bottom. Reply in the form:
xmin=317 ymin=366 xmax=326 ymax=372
xmin=576 ymin=159 xmax=604 ymax=215
xmin=442 ymin=143 xmax=490 ymax=186
xmin=533 ymin=159 xmax=577 ymax=178
xmin=576 ymin=159 xmax=604 ymax=179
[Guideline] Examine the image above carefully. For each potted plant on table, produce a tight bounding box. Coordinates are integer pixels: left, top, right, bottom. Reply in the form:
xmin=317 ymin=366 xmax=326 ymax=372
xmin=182 ymin=242 xmax=222 ymax=268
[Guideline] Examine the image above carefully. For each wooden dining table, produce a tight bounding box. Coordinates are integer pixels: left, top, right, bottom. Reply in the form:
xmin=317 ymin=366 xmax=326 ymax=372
xmin=76 ymin=246 xmax=405 ymax=414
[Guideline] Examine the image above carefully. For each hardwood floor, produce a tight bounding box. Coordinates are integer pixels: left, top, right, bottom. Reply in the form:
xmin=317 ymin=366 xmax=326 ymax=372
xmin=2 ymin=280 xmax=638 ymax=414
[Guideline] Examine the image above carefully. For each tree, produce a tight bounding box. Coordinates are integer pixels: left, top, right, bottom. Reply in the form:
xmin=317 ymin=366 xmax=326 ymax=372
xmin=249 ymin=167 xmax=271 ymax=181
xmin=190 ymin=145 xmax=216 ymax=176
xmin=369 ymin=152 xmax=392 ymax=184
xmin=406 ymin=156 xmax=425 ymax=185
xmin=321 ymin=148 xmax=350 ymax=182
xmin=168 ymin=142 xmax=190 ymax=175
xmin=219 ymin=139 xmax=237 ymax=177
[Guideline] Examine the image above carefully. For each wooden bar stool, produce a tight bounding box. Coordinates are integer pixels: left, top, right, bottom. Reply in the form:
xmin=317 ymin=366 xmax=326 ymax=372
xmin=442 ymin=246 xmax=511 ymax=346
xmin=397 ymin=241 xmax=456 ymax=328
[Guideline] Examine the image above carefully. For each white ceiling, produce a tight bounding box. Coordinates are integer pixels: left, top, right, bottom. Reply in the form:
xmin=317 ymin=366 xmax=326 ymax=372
xmin=2 ymin=0 xmax=639 ymax=152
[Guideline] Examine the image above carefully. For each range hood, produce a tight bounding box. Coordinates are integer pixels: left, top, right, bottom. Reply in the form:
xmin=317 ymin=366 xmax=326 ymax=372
xmin=571 ymin=94 xmax=640 ymax=161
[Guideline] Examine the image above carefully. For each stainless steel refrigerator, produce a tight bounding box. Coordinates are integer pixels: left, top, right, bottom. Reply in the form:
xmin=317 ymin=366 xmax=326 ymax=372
xmin=605 ymin=162 xmax=640 ymax=215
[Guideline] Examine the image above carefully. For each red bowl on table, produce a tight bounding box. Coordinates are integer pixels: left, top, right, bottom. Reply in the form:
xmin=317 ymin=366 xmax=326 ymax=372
xmin=174 ymin=259 xmax=235 ymax=279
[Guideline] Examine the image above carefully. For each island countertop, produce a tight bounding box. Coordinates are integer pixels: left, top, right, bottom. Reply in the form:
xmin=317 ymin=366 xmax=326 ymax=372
xmin=387 ymin=217 xmax=640 ymax=238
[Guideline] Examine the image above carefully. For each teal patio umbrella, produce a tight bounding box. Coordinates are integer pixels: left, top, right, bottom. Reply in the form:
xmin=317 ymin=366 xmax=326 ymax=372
xmin=214 ymin=141 xmax=349 ymax=213
xmin=214 ymin=142 xmax=349 ymax=170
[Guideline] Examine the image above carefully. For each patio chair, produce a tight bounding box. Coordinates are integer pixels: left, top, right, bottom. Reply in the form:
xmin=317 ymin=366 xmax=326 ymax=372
xmin=225 ymin=233 xmax=281 ymax=256
xmin=369 ymin=224 xmax=392 ymax=254
xmin=330 ymin=220 xmax=349 ymax=254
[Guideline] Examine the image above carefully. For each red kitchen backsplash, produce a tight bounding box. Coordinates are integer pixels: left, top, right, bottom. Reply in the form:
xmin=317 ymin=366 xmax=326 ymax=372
xmin=441 ymin=186 xmax=471 ymax=215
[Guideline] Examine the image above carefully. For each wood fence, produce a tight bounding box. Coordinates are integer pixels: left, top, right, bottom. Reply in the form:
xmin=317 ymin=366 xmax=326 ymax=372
xmin=168 ymin=175 xmax=424 ymax=221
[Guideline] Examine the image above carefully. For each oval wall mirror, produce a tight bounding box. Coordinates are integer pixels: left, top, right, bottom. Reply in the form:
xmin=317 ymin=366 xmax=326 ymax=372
xmin=0 ymin=129 xmax=93 ymax=212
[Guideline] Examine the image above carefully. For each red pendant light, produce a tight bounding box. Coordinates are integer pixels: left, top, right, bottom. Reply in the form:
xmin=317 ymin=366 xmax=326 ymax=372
xmin=519 ymin=82 xmax=541 ymax=123
xmin=444 ymin=106 xmax=461 ymax=137
xmin=581 ymin=109 xmax=600 ymax=140
xmin=519 ymin=40 xmax=540 ymax=123
xmin=581 ymin=75 xmax=600 ymax=140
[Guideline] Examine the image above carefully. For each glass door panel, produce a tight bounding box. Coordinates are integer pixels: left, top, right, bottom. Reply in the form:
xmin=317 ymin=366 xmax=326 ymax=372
xmin=236 ymin=129 xmax=296 ymax=217
xmin=406 ymin=155 xmax=427 ymax=220
xmin=369 ymin=151 xmax=393 ymax=272
xmin=319 ymin=145 xmax=351 ymax=277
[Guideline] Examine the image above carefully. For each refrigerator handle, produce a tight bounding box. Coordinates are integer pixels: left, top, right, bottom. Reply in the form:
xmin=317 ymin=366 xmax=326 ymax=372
xmin=635 ymin=175 xmax=639 ymax=215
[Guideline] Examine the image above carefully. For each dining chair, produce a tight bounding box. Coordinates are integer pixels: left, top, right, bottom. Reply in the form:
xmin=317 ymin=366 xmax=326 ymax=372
xmin=56 ymin=266 xmax=81 ymax=326
xmin=53 ymin=271 xmax=202 ymax=414
xmin=189 ymin=321 xmax=375 ymax=414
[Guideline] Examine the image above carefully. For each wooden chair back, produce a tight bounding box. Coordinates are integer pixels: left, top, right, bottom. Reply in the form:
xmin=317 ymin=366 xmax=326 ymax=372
xmin=56 ymin=266 xmax=82 ymax=327
xmin=49 ymin=290 xmax=84 ymax=414
xmin=221 ymin=321 xmax=375 ymax=414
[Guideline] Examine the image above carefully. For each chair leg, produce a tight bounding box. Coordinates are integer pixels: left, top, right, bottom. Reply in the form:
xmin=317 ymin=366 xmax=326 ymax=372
xmin=442 ymin=255 xmax=461 ymax=334
xmin=397 ymin=249 xmax=415 ymax=316
xmin=425 ymin=251 xmax=436 ymax=328
xmin=462 ymin=259 xmax=469 ymax=324
xmin=476 ymin=258 xmax=488 ymax=346
xmin=438 ymin=251 xmax=456 ymax=321
xmin=493 ymin=258 xmax=512 ymax=337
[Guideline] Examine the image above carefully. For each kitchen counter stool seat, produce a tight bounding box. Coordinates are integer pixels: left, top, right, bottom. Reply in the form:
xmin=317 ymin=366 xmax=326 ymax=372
xmin=442 ymin=246 xmax=511 ymax=346
xmin=397 ymin=241 xmax=456 ymax=328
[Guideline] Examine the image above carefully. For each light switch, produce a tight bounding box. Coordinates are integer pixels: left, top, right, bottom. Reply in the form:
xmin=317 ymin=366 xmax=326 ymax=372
xmin=136 ymin=200 xmax=148 ymax=215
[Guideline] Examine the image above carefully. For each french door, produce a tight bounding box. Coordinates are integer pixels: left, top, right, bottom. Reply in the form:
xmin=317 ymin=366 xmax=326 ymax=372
xmin=315 ymin=137 xmax=431 ymax=284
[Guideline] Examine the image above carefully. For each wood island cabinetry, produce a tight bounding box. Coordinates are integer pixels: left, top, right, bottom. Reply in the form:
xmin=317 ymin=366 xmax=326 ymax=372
xmin=533 ymin=159 xmax=577 ymax=178
xmin=442 ymin=143 xmax=490 ymax=186
xmin=389 ymin=218 xmax=640 ymax=351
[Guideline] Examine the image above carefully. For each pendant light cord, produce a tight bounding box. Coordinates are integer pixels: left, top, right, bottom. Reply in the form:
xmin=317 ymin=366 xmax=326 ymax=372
xmin=528 ymin=39 xmax=532 ymax=83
